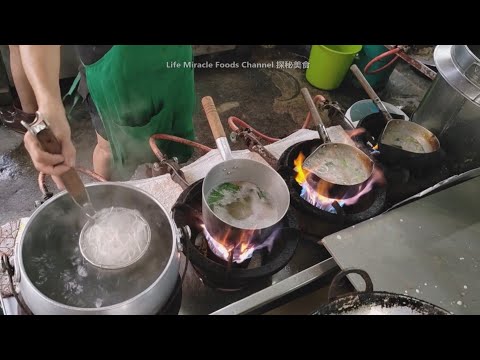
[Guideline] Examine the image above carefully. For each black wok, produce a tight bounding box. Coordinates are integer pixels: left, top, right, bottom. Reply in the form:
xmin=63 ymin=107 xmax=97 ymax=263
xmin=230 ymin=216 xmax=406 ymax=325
xmin=312 ymin=269 xmax=450 ymax=315
xmin=358 ymin=112 xmax=444 ymax=170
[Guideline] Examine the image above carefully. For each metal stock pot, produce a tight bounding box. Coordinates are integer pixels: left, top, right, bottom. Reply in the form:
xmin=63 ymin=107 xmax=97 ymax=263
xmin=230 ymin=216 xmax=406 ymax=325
xmin=14 ymin=183 xmax=187 ymax=315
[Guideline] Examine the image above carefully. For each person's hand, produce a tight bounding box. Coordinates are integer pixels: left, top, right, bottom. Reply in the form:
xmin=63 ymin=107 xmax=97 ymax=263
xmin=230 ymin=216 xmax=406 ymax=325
xmin=24 ymin=106 xmax=76 ymax=189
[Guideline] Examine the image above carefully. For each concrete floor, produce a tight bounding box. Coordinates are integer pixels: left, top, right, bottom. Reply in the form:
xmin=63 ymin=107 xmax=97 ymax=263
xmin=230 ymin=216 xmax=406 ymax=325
xmin=0 ymin=46 xmax=432 ymax=225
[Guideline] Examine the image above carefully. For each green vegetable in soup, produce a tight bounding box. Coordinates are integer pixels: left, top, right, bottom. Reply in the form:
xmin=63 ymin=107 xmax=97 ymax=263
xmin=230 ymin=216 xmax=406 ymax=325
xmin=207 ymin=182 xmax=241 ymax=209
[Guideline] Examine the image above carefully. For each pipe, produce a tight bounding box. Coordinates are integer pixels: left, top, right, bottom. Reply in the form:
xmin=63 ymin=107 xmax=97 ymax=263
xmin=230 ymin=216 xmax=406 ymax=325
xmin=364 ymin=47 xmax=401 ymax=75
xmin=302 ymin=94 xmax=327 ymax=129
xmin=149 ymin=133 xmax=212 ymax=188
xmin=228 ymin=117 xmax=281 ymax=143
xmin=227 ymin=94 xmax=327 ymax=142
xmin=384 ymin=45 xmax=437 ymax=81
xmin=149 ymin=134 xmax=212 ymax=160
xmin=36 ymin=134 xmax=211 ymax=196
xmin=38 ymin=168 xmax=107 ymax=198
xmin=76 ymin=167 xmax=108 ymax=182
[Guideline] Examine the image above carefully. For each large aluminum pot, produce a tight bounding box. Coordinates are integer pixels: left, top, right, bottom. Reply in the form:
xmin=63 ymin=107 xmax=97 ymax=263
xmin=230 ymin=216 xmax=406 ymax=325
xmin=201 ymin=97 xmax=290 ymax=261
xmin=412 ymin=45 xmax=480 ymax=167
xmin=16 ymin=183 xmax=183 ymax=315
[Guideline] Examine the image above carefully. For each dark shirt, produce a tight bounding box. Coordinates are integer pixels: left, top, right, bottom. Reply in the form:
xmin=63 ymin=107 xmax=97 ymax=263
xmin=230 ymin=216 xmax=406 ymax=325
xmin=75 ymin=45 xmax=113 ymax=65
xmin=74 ymin=45 xmax=114 ymax=100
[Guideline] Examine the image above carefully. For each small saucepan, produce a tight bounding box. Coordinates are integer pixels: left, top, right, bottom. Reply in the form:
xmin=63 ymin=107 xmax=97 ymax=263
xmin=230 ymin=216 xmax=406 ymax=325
xmin=200 ymin=97 xmax=290 ymax=262
xmin=350 ymin=64 xmax=443 ymax=170
xmin=312 ymin=268 xmax=450 ymax=315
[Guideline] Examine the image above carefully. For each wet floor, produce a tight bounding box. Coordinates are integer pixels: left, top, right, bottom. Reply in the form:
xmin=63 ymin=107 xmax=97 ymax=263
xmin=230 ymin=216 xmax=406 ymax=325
xmin=0 ymin=46 xmax=431 ymax=225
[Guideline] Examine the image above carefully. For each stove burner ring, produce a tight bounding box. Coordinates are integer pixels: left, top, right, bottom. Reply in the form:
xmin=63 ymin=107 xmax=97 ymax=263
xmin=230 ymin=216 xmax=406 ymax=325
xmin=172 ymin=179 xmax=299 ymax=290
xmin=190 ymin=263 xmax=245 ymax=292
xmin=277 ymin=139 xmax=387 ymax=223
xmin=185 ymin=226 xmax=297 ymax=279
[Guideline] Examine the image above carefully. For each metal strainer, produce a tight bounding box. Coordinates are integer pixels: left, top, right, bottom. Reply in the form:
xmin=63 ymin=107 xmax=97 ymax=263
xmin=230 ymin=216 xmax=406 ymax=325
xmin=21 ymin=116 xmax=152 ymax=271
xmin=79 ymin=207 xmax=151 ymax=270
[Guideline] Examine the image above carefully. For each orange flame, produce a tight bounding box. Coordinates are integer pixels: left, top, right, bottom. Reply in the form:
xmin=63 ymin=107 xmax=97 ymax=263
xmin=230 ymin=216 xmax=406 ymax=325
xmin=293 ymin=151 xmax=385 ymax=210
xmin=294 ymin=152 xmax=343 ymax=209
xmin=293 ymin=152 xmax=307 ymax=184
xmin=201 ymin=224 xmax=259 ymax=263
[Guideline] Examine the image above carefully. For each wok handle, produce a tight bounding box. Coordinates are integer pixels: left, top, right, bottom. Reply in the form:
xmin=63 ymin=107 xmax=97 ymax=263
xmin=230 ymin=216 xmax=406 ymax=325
xmin=23 ymin=113 xmax=91 ymax=209
xmin=328 ymin=268 xmax=374 ymax=302
xmin=300 ymin=88 xmax=330 ymax=144
xmin=350 ymin=64 xmax=394 ymax=122
xmin=202 ymin=96 xmax=227 ymax=140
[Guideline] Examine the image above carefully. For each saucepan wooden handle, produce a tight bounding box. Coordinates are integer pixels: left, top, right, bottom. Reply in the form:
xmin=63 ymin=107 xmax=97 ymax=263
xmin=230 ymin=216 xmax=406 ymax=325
xmin=35 ymin=124 xmax=90 ymax=207
xmin=202 ymin=96 xmax=227 ymax=140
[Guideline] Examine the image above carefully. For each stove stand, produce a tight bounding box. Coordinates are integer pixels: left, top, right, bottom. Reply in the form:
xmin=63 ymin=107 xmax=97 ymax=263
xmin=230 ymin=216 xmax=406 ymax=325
xmin=278 ymin=139 xmax=387 ymax=238
xmin=172 ymin=179 xmax=299 ymax=291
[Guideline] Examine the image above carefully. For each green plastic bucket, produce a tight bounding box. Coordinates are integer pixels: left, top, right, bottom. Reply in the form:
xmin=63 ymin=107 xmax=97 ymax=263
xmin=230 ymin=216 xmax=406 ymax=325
xmin=306 ymin=45 xmax=363 ymax=90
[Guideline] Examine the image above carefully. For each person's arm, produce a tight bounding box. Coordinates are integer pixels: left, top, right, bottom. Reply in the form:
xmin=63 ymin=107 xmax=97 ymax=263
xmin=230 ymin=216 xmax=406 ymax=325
xmin=19 ymin=45 xmax=76 ymax=182
xmin=19 ymin=45 xmax=62 ymax=111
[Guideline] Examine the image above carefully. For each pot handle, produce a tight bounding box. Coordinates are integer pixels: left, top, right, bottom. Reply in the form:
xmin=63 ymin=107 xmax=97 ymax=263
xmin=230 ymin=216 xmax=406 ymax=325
xmin=201 ymin=96 xmax=233 ymax=161
xmin=350 ymin=65 xmax=394 ymax=123
xmin=202 ymin=96 xmax=227 ymax=140
xmin=176 ymin=225 xmax=192 ymax=253
xmin=328 ymin=268 xmax=374 ymax=302
xmin=13 ymin=241 xmax=21 ymax=284
xmin=300 ymin=88 xmax=330 ymax=144
xmin=1 ymin=254 xmax=32 ymax=315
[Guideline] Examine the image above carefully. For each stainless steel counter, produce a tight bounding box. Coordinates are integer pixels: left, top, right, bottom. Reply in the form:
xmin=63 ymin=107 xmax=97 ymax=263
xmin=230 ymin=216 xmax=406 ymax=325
xmin=322 ymin=175 xmax=480 ymax=315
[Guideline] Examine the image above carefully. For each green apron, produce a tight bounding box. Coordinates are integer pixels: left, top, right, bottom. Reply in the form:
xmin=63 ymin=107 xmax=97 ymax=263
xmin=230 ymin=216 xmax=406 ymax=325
xmin=84 ymin=45 xmax=195 ymax=180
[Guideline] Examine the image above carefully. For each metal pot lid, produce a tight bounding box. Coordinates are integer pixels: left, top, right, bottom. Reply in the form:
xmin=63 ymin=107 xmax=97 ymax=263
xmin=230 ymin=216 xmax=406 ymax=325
xmin=435 ymin=45 xmax=480 ymax=106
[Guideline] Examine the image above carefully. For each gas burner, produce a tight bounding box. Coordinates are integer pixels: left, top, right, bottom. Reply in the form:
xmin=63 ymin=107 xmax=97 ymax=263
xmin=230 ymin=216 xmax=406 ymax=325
xmin=188 ymin=234 xmax=269 ymax=292
xmin=355 ymin=114 xmax=451 ymax=205
xmin=193 ymin=231 xmax=257 ymax=270
xmin=278 ymin=139 xmax=387 ymax=238
xmin=172 ymin=179 xmax=299 ymax=291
